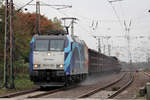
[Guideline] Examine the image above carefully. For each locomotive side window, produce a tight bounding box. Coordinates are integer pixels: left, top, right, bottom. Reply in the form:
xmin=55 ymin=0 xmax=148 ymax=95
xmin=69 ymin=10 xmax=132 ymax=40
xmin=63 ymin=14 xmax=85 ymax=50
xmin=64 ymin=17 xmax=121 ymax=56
xmin=50 ymin=40 xmax=64 ymax=51
xmin=65 ymin=39 xmax=69 ymax=48
xmin=35 ymin=40 xmax=49 ymax=51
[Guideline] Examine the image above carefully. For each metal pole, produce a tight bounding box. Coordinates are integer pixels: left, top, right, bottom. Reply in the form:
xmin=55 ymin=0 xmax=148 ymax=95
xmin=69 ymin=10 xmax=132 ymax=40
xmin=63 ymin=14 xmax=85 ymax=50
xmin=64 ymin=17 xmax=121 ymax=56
xmin=98 ymin=38 xmax=101 ymax=53
xmin=127 ymin=28 xmax=132 ymax=64
xmin=103 ymin=45 xmax=105 ymax=55
xmin=3 ymin=0 xmax=9 ymax=89
xmin=9 ymin=0 xmax=15 ymax=89
xmin=101 ymin=37 xmax=104 ymax=53
xmin=107 ymin=38 xmax=109 ymax=56
xmin=36 ymin=1 xmax=40 ymax=34
xmin=71 ymin=19 xmax=74 ymax=35
xmin=108 ymin=44 xmax=111 ymax=56
xmin=126 ymin=20 xmax=132 ymax=64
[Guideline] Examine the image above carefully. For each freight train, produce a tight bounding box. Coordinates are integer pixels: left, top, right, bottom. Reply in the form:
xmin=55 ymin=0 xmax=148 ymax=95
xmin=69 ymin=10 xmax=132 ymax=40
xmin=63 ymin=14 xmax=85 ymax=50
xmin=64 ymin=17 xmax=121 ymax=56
xmin=29 ymin=34 xmax=121 ymax=87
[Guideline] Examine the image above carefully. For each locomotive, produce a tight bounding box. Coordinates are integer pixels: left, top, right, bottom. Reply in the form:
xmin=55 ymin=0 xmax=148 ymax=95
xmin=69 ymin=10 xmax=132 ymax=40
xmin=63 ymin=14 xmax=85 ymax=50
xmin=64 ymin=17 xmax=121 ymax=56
xmin=29 ymin=34 xmax=121 ymax=87
xmin=29 ymin=35 xmax=89 ymax=87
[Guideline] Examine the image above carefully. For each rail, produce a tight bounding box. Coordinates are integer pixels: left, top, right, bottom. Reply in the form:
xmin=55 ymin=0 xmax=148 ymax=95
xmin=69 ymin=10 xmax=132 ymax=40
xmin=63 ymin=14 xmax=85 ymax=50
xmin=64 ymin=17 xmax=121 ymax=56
xmin=78 ymin=72 xmax=127 ymax=98
xmin=107 ymin=72 xmax=134 ymax=99
xmin=0 ymin=88 xmax=40 ymax=98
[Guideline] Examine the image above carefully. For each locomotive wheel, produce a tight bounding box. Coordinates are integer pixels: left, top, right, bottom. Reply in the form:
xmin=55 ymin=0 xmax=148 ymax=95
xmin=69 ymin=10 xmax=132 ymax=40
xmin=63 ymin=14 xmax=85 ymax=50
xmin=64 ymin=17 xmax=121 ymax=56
xmin=64 ymin=75 xmax=70 ymax=87
xmin=40 ymin=86 xmax=46 ymax=90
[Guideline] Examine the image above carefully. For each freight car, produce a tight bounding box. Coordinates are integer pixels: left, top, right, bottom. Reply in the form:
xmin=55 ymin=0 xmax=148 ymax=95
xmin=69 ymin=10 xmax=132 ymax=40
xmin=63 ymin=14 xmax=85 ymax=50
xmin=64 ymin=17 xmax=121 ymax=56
xmin=29 ymin=35 xmax=88 ymax=87
xmin=88 ymin=49 xmax=121 ymax=74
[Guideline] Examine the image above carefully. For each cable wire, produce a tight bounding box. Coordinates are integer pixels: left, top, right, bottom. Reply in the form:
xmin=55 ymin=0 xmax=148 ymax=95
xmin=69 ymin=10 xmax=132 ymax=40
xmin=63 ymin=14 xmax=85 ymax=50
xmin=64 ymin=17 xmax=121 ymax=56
xmin=17 ymin=0 xmax=34 ymax=11
xmin=106 ymin=0 xmax=124 ymax=31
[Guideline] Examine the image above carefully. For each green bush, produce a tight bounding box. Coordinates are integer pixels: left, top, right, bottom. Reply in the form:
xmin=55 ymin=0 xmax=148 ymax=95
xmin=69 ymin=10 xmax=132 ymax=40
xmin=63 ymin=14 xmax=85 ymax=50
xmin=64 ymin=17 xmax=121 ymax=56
xmin=14 ymin=58 xmax=29 ymax=77
xmin=14 ymin=75 xmax=35 ymax=90
xmin=0 ymin=58 xmax=30 ymax=89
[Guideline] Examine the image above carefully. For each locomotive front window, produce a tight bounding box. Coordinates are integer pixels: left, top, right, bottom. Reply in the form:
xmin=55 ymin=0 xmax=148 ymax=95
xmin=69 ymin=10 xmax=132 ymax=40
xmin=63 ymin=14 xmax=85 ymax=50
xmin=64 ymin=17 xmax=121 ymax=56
xmin=35 ymin=40 xmax=49 ymax=51
xmin=50 ymin=40 xmax=64 ymax=51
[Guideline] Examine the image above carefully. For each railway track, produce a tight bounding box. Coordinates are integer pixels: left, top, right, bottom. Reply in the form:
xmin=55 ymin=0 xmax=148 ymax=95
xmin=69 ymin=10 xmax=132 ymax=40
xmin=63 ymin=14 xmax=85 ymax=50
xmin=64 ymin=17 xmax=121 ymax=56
xmin=27 ymin=85 xmax=78 ymax=98
xmin=107 ymin=72 xmax=134 ymax=99
xmin=0 ymin=85 xmax=78 ymax=99
xmin=27 ymin=87 xmax=65 ymax=98
xmin=0 ymin=87 xmax=64 ymax=99
xmin=78 ymin=72 xmax=134 ymax=98
xmin=0 ymin=88 xmax=40 ymax=98
xmin=0 ymin=72 xmax=126 ymax=99
xmin=143 ymin=71 xmax=150 ymax=77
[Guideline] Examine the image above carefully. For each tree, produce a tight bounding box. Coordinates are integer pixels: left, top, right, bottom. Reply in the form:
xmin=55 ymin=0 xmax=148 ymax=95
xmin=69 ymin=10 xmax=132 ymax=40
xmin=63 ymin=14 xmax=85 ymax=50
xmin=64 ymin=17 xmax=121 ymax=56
xmin=52 ymin=17 xmax=64 ymax=31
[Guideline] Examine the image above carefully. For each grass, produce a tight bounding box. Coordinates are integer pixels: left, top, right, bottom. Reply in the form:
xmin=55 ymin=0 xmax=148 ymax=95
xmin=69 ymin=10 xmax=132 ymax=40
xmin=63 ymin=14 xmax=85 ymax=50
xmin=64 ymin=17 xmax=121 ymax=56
xmin=136 ymin=92 xmax=141 ymax=97
xmin=0 ymin=74 xmax=37 ymax=95
xmin=136 ymin=92 xmax=146 ymax=99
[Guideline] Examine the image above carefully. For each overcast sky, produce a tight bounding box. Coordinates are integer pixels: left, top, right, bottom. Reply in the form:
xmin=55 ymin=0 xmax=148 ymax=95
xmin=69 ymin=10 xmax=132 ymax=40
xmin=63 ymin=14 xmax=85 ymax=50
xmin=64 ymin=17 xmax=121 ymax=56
xmin=13 ymin=0 xmax=150 ymax=62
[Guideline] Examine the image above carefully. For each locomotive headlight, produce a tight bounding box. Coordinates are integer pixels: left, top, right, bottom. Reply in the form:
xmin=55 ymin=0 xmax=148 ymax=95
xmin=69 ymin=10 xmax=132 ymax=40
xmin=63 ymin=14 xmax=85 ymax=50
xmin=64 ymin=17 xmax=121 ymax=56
xmin=48 ymin=53 xmax=51 ymax=56
xmin=34 ymin=64 xmax=40 ymax=68
xmin=59 ymin=64 xmax=64 ymax=68
xmin=34 ymin=64 xmax=38 ymax=68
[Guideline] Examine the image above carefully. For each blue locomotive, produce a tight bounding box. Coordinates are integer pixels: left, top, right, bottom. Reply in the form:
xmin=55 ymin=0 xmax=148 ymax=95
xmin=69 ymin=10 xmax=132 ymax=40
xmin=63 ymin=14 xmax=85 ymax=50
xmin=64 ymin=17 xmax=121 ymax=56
xmin=30 ymin=35 xmax=89 ymax=87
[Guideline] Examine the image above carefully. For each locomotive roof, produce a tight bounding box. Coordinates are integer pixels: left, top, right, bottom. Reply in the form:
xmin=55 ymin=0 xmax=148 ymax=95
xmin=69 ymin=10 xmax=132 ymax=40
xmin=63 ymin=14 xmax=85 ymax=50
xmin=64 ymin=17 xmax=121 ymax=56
xmin=33 ymin=35 xmax=67 ymax=39
xmin=33 ymin=34 xmax=86 ymax=45
xmin=32 ymin=34 xmax=87 ymax=48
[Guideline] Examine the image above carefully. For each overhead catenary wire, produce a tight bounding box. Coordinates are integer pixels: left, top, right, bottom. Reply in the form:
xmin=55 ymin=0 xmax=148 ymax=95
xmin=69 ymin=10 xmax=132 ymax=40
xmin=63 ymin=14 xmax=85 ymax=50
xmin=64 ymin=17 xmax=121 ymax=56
xmin=68 ymin=8 xmax=128 ymax=23
xmin=39 ymin=1 xmax=70 ymax=17
xmin=28 ymin=1 xmax=72 ymax=10
xmin=118 ymin=1 xmax=126 ymax=20
xmin=57 ymin=8 xmax=129 ymax=40
xmin=24 ymin=0 xmax=72 ymax=18
xmin=17 ymin=0 xmax=34 ymax=11
xmin=106 ymin=0 xmax=125 ymax=32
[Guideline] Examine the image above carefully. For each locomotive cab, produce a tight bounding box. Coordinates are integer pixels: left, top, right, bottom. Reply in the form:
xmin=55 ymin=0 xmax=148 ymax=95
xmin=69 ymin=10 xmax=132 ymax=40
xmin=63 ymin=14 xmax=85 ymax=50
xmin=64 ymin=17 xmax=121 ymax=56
xmin=33 ymin=39 xmax=65 ymax=70
xmin=30 ymin=35 xmax=67 ymax=86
